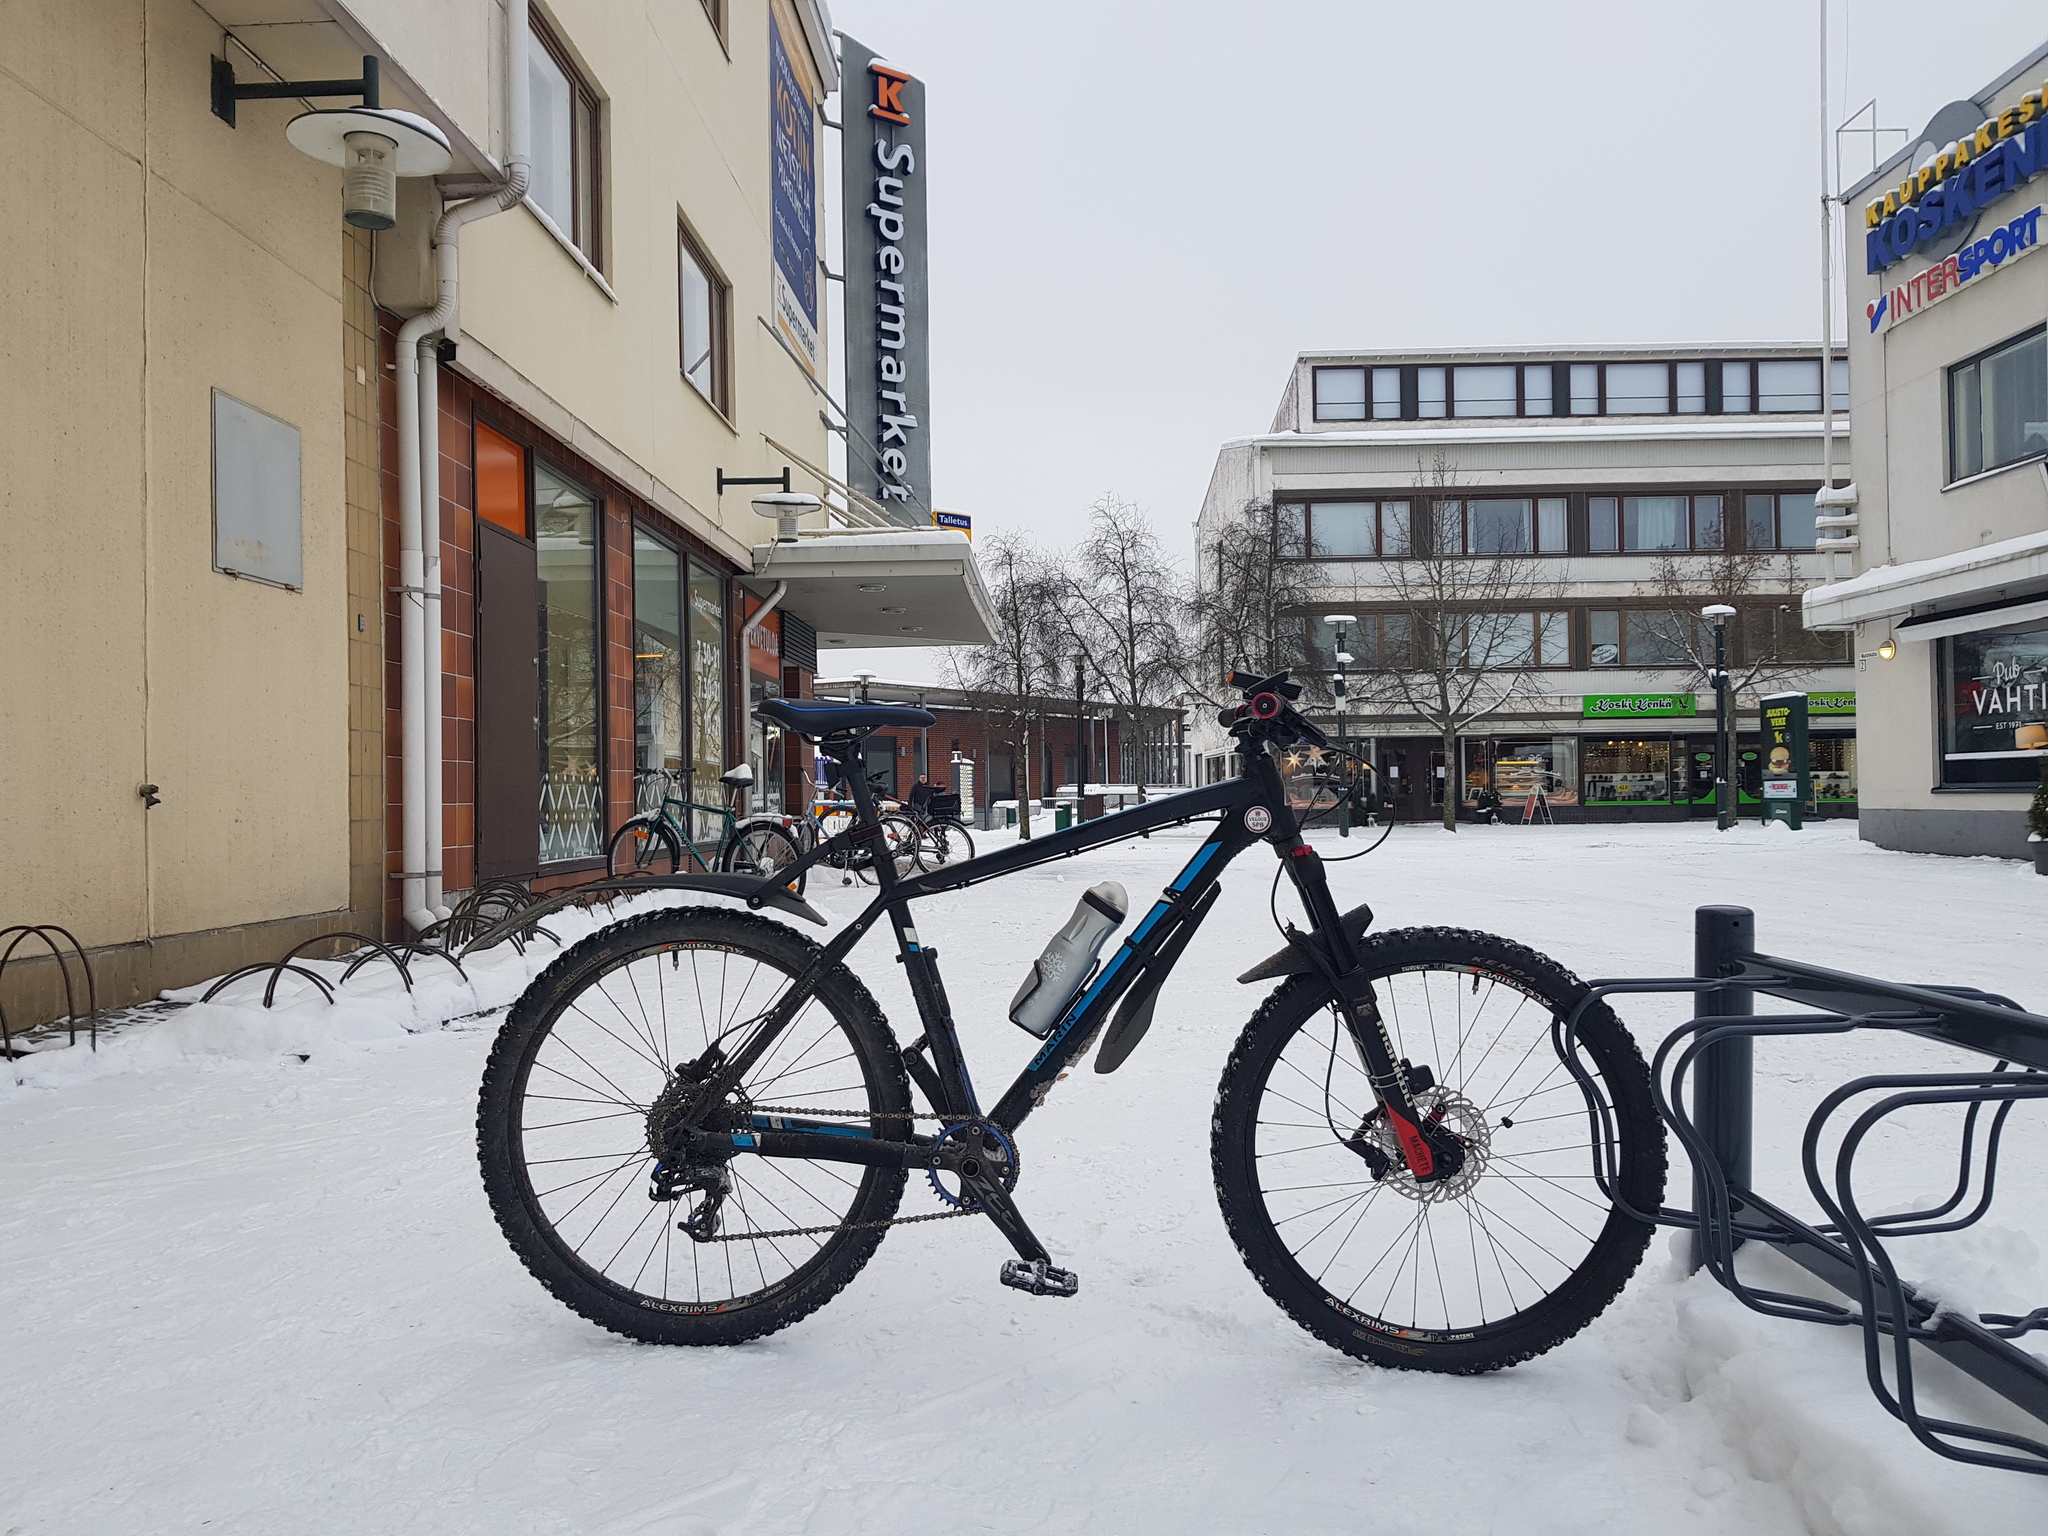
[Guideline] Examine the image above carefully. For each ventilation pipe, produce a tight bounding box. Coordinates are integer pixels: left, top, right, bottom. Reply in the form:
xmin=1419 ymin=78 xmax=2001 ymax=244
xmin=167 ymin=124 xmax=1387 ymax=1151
xmin=395 ymin=0 xmax=531 ymax=930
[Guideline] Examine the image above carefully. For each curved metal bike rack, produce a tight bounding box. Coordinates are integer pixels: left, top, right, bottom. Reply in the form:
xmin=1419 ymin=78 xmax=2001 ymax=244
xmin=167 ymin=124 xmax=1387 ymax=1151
xmin=0 ymin=924 xmax=99 ymax=1057
xmin=1568 ymin=905 xmax=2048 ymax=1476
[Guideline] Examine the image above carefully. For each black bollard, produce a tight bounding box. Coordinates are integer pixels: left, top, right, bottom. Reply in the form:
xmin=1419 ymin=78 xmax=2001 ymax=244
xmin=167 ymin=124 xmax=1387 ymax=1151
xmin=1691 ymin=905 xmax=1754 ymax=1272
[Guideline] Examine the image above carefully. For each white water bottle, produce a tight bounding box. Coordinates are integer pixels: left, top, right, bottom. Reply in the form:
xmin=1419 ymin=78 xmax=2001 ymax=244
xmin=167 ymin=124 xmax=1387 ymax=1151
xmin=1008 ymin=881 xmax=1129 ymax=1037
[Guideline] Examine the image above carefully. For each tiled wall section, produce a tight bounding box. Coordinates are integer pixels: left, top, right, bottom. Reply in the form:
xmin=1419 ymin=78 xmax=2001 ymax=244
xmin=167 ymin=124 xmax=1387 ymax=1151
xmin=377 ymin=311 xmax=723 ymax=930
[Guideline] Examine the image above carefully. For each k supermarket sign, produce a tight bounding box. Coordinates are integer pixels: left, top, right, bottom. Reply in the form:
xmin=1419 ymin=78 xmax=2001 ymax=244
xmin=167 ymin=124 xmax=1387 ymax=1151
xmin=839 ymin=35 xmax=930 ymax=524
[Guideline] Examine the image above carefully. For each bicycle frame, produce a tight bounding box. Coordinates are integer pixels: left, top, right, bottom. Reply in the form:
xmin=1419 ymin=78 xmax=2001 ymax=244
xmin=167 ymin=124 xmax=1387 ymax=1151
xmin=676 ymin=733 xmax=1423 ymax=1179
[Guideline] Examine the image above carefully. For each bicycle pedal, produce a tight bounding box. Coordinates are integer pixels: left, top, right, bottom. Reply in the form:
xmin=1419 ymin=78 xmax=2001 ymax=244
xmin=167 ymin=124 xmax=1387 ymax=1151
xmin=999 ymin=1258 xmax=1079 ymax=1298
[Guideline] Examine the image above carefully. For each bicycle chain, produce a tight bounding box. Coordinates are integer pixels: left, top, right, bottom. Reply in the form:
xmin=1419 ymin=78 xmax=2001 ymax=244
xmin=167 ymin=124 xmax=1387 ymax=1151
xmin=691 ymin=1101 xmax=989 ymax=1244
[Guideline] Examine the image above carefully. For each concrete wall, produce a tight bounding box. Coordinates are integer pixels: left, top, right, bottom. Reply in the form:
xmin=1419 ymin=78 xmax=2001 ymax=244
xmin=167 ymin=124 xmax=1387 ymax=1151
xmin=1 ymin=0 xmax=357 ymax=1024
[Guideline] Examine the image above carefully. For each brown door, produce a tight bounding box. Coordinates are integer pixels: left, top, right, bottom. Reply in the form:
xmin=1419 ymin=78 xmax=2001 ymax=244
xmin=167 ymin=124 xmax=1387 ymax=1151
xmin=476 ymin=520 xmax=541 ymax=879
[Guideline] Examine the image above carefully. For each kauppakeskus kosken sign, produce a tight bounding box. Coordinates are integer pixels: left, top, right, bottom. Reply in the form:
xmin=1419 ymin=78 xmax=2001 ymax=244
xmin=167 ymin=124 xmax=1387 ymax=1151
xmin=1864 ymin=84 xmax=2046 ymax=273
xmin=838 ymin=35 xmax=930 ymax=523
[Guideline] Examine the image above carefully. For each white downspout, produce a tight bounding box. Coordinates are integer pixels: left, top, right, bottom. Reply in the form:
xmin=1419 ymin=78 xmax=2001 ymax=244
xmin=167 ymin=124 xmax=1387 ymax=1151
xmin=735 ymin=580 xmax=787 ymax=812
xmin=420 ymin=338 xmax=448 ymax=919
xmin=395 ymin=0 xmax=531 ymax=931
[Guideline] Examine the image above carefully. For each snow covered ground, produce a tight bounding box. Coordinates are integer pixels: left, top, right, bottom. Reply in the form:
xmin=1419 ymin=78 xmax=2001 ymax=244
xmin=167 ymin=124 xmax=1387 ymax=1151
xmin=5 ymin=818 xmax=2047 ymax=1534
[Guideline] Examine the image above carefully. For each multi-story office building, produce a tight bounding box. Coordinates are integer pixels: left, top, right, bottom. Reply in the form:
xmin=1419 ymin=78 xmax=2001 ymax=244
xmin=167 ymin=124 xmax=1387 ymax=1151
xmin=0 ymin=1 xmax=988 ymax=1026
xmin=1194 ymin=345 xmax=1855 ymax=821
xmin=1805 ymin=43 xmax=2048 ymax=860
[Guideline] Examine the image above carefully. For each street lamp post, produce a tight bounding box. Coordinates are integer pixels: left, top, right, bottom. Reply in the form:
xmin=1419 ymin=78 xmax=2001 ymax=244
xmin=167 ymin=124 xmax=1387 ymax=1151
xmin=1703 ymin=604 xmax=1737 ymax=830
xmin=1326 ymin=614 xmax=1357 ymax=837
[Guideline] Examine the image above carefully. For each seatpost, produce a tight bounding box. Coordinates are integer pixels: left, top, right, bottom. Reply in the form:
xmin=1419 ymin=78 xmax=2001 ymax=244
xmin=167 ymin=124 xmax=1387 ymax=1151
xmin=836 ymin=733 xmax=901 ymax=892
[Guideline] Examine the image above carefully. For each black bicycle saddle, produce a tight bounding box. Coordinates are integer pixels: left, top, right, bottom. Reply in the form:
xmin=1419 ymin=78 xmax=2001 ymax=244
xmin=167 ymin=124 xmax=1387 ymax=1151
xmin=756 ymin=697 xmax=935 ymax=737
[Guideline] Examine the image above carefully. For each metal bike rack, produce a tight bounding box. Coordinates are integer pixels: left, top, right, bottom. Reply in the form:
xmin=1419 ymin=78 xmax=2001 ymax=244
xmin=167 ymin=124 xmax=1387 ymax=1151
xmin=0 ymin=924 xmax=99 ymax=1057
xmin=1575 ymin=906 xmax=2048 ymax=1475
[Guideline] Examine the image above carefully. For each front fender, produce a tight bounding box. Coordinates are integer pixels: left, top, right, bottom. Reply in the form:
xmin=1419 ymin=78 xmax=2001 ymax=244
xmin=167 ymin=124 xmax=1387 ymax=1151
xmin=1236 ymin=902 xmax=1374 ymax=983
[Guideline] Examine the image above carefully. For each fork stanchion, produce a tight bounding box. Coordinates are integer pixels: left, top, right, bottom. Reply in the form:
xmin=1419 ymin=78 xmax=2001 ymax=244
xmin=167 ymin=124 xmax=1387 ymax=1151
xmin=1691 ymin=905 xmax=1756 ymax=1271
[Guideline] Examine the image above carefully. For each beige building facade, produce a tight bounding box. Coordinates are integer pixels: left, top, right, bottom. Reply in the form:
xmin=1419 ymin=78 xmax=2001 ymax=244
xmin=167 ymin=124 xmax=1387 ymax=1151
xmin=1 ymin=1 xmax=988 ymax=1031
xmin=1195 ymin=345 xmax=1856 ymax=823
xmin=1806 ymin=42 xmax=2048 ymax=859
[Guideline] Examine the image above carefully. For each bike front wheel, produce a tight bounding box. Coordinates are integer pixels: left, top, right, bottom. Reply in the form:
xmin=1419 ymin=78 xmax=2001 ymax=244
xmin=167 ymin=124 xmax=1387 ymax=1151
xmin=606 ymin=816 xmax=681 ymax=879
xmin=1211 ymin=927 xmax=1664 ymax=1373
xmin=478 ymin=907 xmax=911 ymax=1345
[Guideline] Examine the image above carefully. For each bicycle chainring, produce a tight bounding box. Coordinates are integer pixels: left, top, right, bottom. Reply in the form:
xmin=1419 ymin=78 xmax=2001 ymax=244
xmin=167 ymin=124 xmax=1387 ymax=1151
xmin=926 ymin=1119 xmax=1021 ymax=1211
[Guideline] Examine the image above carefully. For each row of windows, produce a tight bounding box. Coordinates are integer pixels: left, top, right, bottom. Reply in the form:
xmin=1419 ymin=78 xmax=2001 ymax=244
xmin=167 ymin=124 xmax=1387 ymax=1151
xmin=1306 ymin=607 xmax=1846 ymax=671
xmin=1949 ymin=325 xmax=2048 ymax=482
xmin=1311 ymin=359 xmax=1850 ymax=423
xmin=527 ymin=11 xmax=735 ymax=417
xmin=1279 ymin=491 xmax=1822 ymax=560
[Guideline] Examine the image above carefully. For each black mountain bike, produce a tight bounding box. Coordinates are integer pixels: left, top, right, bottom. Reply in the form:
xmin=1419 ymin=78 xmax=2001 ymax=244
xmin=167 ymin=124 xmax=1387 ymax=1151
xmin=477 ymin=672 xmax=1666 ymax=1371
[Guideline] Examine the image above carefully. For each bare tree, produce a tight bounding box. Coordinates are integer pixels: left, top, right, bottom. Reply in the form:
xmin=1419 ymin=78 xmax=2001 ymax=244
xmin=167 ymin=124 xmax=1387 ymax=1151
xmin=1187 ymin=496 xmax=1322 ymax=709
xmin=1348 ymin=456 xmax=1563 ymax=831
xmin=1628 ymin=548 xmax=1845 ymax=698
xmin=1049 ymin=495 xmax=1188 ymax=795
xmin=945 ymin=532 xmax=1062 ymax=838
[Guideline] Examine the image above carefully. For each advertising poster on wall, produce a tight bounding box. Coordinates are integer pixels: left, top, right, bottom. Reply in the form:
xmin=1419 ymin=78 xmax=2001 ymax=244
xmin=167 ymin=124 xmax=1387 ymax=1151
xmin=769 ymin=2 xmax=819 ymax=375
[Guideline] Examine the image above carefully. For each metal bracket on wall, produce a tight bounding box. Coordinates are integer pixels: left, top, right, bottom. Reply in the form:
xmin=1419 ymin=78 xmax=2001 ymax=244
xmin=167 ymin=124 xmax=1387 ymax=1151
xmin=717 ymin=468 xmax=791 ymax=496
xmin=212 ymin=54 xmax=381 ymax=128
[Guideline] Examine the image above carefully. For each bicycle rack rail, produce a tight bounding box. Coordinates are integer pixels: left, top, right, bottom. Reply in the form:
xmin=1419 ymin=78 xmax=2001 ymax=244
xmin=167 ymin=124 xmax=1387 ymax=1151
xmin=1572 ymin=905 xmax=2048 ymax=1475
xmin=0 ymin=924 xmax=99 ymax=1057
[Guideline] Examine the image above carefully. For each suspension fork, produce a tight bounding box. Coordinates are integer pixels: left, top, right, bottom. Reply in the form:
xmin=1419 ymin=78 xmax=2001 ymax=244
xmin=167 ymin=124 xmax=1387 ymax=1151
xmin=1249 ymin=750 xmax=1447 ymax=1180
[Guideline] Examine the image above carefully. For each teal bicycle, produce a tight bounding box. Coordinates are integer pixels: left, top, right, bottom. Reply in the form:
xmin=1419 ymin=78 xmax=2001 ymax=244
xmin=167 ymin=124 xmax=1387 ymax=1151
xmin=606 ymin=766 xmax=806 ymax=893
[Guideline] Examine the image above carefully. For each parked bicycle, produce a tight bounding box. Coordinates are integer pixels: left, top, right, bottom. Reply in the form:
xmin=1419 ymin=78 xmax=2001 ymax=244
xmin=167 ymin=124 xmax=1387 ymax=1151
xmin=606 ymin=765 xmax=805 ymax=893
xmin=901 ymin=789 xmax=976 ymax=868
xmin=792 ymin=787 xmax=921 ymax=883
xmin=479 ymin=671 xmax=1664 ymax=1370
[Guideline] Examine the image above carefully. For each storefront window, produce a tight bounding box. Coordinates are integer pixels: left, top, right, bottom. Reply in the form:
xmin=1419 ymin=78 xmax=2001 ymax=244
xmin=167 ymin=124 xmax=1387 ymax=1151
xmin=1940 ymin=627 xmax=2048 ymax=787
xmin=1810 ymin=735 xmax=1857 ymax=808
xmin=688 ymin=560 xmax=728 ymax=837
xmin=1463 ymin=738 xmax=1580 ymax=810
xmin=632 ymin=529 xmax=684 ymax=807
xmin=535 ymin=464 xmax=603 ymax=862
xmin=1582 ymin=738 xmax=1674 ymax=805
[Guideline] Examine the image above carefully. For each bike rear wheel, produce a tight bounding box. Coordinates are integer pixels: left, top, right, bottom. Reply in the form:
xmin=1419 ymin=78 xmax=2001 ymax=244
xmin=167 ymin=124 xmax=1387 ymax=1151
xmin=721 ymin=821 xmax=807 ymax=896
xmin=917 ymin=819 xmax=975 ymax=867
xmin=478 ymin=907 xmax=911 ymax=1345
xmin=1211 ymin=927 xmax=1664 ymax=1373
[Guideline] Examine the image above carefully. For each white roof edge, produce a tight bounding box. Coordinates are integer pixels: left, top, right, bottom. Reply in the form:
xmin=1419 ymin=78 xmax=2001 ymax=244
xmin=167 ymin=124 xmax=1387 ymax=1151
xmin=1294 ymin=341 xmax=1835 ymax=363
xmin=1803 ymin=528 xmax=2048 ymax=627
xmin=1219 ymin=417 xmax=1850 ymax=453
xmin=796 ymin=0 xmax=841 ymax=95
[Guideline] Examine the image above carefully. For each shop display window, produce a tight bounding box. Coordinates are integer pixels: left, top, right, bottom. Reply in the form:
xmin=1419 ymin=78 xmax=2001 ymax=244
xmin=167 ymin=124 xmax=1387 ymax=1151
xmin=1582 ymin=738 xmax=1675 ymax=804
xmin=1940 ymin=627 xmax=2048 ymax=787
xmin=536 ymin=464 xmax=604 ymax=862
xmin=1809 ymin=735 xmax=1857 ymax=807
xmin=1462 ymin=738 xmax=1580 ymax=809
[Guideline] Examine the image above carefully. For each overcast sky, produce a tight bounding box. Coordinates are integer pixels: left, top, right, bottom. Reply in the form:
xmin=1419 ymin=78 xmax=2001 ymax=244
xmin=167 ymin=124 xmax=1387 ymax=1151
xmin=817 ymin=2 xmax=2046 ymax=684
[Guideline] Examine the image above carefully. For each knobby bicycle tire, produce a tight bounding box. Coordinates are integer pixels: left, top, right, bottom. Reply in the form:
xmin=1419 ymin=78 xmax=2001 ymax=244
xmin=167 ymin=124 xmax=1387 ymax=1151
xmin=478 ymin=907 xmax=911 ymax=1345
xmin=1211 ymin=926 xmax=1664 ymax=1373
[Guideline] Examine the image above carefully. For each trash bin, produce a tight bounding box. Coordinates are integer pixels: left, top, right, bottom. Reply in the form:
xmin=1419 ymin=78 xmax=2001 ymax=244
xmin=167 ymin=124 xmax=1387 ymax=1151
xmin=1054 ymin=804 xmax=1072 ymax=831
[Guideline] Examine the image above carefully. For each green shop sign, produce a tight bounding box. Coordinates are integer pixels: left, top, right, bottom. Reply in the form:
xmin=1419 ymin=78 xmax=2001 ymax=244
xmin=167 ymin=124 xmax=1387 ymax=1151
xmin=1582 ymin=693 xmax=1699 ymax=719
xmin=1807 ymin=691 xmax=1856 ymax=715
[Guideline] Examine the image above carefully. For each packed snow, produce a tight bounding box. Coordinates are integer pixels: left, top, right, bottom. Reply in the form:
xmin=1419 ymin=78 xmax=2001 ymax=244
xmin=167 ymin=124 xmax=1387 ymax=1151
xmin=5 ymin=818 xmax=2047 ymax=1534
